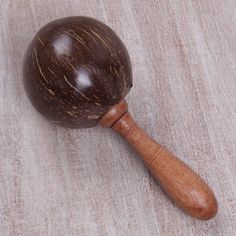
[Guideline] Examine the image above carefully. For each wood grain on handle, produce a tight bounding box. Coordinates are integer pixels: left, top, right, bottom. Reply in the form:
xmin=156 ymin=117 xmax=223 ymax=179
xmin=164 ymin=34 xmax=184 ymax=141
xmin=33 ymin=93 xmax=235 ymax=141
xmin=100 ymin=100 xmax=218 ymax=220
xmin=113 ymin=112 xmax=218 ymax=220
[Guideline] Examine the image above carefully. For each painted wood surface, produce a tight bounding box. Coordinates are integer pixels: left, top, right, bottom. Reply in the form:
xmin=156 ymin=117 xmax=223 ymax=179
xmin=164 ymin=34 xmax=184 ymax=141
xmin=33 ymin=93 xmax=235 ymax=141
xmin=0 ymin=0 xmax=236 ymax=235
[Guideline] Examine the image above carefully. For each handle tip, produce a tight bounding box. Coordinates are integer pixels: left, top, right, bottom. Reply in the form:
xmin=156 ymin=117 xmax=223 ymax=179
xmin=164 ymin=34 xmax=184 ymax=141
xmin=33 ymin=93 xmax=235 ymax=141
xmin=190 ymin=193 xmax=218 ymax=220
xmin=149 ymin=148 xmax=218 ymax=220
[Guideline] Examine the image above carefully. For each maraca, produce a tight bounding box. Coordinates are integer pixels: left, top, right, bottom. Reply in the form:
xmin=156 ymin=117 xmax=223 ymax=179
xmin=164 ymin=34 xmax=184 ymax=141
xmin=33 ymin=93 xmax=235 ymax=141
xmin=23 ymin=16 xmax=218 ymax=220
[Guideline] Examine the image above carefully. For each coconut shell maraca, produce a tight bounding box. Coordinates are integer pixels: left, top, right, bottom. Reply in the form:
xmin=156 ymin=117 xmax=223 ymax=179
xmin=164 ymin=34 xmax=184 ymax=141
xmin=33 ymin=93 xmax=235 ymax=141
xmin=23 ymin=16 xmax=218 ymax=220
xmin=23 ymin=16 xmax=132 ymax=128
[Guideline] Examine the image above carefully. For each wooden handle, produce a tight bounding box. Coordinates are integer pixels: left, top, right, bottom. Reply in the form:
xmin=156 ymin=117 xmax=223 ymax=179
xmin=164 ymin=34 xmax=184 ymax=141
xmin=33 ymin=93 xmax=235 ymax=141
xmin=113 ymin=112 xmax=218 ymax=220
xmin=100 ymin=100 xmax=218 ymax=220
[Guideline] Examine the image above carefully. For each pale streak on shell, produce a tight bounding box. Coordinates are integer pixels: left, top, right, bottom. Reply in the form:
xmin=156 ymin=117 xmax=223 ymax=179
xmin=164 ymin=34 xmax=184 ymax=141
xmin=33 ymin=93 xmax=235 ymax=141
xmin=75 ymin=26 xmax=97 ymax=43
xmin=64 ymin=30 xmax=90 ymax=52
xmin=87 ymin=115 xmax=100 ymax=119
xmin=64 ymin=58 xmax=77 ymax=72
xmin=66 ymin=111 xmax=77 ymax=117
xmin=34 ymin=49 xmax=48 ymax=84
xmin=51 ymin=120 xmax=61 ymax=124
xmin=47 ymin=67 xmax=58 ymax=78
xmin=47 ymin=88 xmax=55 ymax=96
xmin=92 ymin=94 xmax=101 ymax=101
xmin=109 ymin=65 xmax=113 ymax=73
xmin=64 ymin=75 xmax=90 ymax=101
xmin=37 ymin=36 xmax=45 ymax=47
xmin=113 ymin=67 xmax=120 ymax=78
xmin=89 ymin=29 xmax=110 ymax=50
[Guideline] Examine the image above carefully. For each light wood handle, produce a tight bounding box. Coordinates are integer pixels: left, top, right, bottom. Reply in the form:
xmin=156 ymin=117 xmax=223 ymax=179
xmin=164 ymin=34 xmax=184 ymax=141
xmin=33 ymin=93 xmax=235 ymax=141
xmin=112 ymin=112 xmax=218 ymax=220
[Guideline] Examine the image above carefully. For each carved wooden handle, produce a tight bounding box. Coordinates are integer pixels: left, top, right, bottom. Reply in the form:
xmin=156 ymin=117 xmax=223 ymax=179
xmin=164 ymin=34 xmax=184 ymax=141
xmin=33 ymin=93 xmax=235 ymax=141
xmin=100 ymin=100 xmax=218 ymax=220
xmin=112 ymin=112 xmax=218 ymax=220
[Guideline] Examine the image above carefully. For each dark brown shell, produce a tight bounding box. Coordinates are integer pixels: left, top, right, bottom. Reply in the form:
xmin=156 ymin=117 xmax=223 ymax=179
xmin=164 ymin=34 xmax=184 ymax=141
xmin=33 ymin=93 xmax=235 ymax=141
xmin=23 ymin=16 xmax=132 ymax=128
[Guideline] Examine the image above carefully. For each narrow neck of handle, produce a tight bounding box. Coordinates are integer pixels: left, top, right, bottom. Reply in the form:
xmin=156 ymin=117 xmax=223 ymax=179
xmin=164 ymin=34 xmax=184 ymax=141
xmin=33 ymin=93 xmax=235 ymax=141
xmin=112 ymin=112 xmax=163 ymax=165
xmin=99 ymin=100 xmax=128 ymax=127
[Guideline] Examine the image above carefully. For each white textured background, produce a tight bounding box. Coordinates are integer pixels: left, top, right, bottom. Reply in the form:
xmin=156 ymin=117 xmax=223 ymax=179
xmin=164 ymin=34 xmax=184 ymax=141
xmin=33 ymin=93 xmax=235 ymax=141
xmin=0 ymin=0 xmax=236 ymax=235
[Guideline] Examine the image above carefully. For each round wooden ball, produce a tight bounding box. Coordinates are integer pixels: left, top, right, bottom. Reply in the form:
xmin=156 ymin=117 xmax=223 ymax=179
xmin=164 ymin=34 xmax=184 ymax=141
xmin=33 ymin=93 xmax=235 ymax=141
xmin=23 ymin=16 xmax=132 ymax=128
